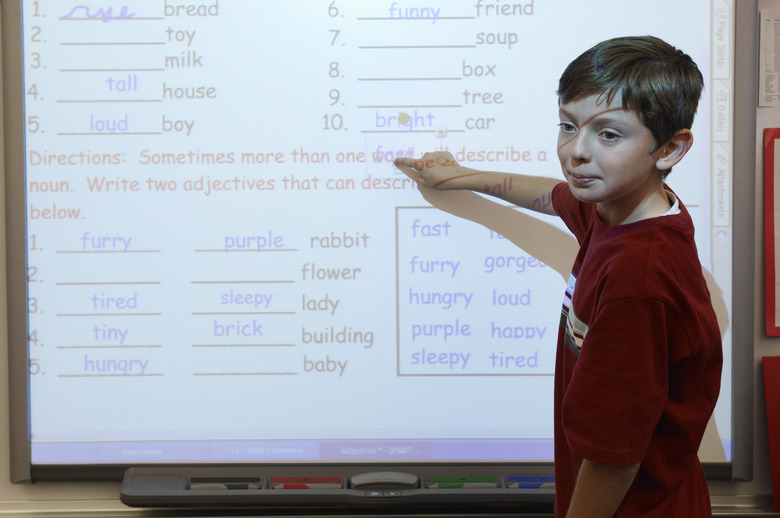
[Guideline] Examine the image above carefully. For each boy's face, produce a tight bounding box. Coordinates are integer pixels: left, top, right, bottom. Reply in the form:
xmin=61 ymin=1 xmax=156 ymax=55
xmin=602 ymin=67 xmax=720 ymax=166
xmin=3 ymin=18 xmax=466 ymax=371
xmin=557 ymin=94 xmax=670 ymax=224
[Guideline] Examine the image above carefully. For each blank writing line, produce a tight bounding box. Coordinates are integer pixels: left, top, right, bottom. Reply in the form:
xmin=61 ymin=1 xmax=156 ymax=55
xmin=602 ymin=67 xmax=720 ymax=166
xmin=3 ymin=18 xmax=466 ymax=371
xmin=359 ymin=45 xmax=476 ymax=49
xmin=60 ymin=41 xmax=165 ymax=46
xmin=60 ymin=68 xmax=165 ymax=72
xmin=192 ymin=344 xmax=295 ymax=348
xmin=192 ymin=280 xmax=295 ymax=285
xmin=193 ymin=248 xmax=299 ymax=253
xmin=193 ymin=372 xmax=297 ymax=377
xmin=191 ymin=311 xmax=295 ymax=316
xmin=358 ymin=77 xmax=461 ymax=81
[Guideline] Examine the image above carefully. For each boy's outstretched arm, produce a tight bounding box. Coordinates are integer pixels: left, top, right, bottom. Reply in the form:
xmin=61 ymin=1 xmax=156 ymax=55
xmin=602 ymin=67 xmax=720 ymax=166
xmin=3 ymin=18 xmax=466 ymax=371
xmin=394 ymin=151 xmax=561 ymax=216
xmin=566 ymin=459 xmax=640 ymax=517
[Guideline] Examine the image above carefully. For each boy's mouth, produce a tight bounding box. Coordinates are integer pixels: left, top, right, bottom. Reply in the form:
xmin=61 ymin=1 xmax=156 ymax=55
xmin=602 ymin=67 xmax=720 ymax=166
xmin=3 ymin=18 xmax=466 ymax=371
xmin=567 ymin=172 xmax=598 ymax=187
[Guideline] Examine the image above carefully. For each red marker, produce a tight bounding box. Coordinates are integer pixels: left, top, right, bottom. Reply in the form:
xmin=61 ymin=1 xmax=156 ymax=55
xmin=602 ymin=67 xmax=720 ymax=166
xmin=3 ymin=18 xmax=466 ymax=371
xmin=271 ymin=477 xmax=342 ymax=490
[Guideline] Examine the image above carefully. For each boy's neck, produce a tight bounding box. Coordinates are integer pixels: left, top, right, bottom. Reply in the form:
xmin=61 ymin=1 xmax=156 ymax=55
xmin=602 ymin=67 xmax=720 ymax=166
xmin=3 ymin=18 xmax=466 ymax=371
xmin=597 ymin=185 xmax=673 ymax=225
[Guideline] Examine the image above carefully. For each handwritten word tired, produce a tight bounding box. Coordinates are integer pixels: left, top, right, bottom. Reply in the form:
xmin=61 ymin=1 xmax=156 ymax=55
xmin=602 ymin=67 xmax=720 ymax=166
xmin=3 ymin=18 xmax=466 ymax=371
xmin=91 ymin=292 xmax=137 ymax=310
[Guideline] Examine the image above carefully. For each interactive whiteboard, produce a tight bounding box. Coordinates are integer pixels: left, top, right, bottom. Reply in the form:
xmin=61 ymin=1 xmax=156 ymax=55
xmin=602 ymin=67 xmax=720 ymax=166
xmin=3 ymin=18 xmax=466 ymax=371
xmin=7 ymin=0 xmax=734 ymax=478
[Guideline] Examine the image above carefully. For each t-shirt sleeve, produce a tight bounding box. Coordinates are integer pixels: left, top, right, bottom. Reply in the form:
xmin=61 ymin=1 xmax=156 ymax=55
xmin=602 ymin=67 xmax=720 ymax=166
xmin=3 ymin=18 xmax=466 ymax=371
xmin=561 ymin=296 xmax=670 ymax=466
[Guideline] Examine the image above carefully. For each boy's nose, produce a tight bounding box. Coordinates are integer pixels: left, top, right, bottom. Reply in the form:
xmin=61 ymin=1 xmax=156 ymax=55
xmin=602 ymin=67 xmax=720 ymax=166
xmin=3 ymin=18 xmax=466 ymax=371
xmin=566 ymin=133 xmax=591 ymax=163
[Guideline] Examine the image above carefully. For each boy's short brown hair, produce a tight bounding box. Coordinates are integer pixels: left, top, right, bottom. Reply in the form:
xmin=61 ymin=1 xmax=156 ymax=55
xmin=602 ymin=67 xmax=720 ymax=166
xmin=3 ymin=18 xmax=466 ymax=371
xmin=557 ymin=36 xmax=703 ymax=175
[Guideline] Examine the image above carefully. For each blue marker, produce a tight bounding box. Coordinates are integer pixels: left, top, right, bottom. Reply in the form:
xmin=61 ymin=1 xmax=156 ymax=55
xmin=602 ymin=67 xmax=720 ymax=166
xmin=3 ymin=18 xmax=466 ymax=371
xmin=507 ymin=476 xmax=555 ymax=489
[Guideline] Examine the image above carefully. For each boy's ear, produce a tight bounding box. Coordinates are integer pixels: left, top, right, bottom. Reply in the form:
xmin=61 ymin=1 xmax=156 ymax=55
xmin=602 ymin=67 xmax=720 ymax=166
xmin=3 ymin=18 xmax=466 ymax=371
xmin=655 ymin=129 xmax=694 ymax=171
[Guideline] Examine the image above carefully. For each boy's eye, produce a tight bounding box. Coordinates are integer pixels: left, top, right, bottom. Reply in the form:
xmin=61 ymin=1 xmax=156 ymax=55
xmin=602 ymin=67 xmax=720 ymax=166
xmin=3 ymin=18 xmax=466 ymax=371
xmin=600 ymin=131 xmax=620 ymax=141
xmin=558 ymin=122 xmax=576 ymax=133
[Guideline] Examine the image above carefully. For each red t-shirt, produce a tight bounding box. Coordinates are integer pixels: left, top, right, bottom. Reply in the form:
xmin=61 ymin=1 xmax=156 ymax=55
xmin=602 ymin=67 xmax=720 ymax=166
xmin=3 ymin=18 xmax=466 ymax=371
xmin=551 ymin=183 xmax=722 ymax=517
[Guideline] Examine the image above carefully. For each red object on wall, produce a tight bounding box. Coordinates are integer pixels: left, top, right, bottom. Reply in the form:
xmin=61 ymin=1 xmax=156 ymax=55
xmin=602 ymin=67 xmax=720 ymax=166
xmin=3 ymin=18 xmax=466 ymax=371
xmin=764 ymin=356 xmax=780 ymax=512
xmin=764 ymin=129 xmax=780 ymax=335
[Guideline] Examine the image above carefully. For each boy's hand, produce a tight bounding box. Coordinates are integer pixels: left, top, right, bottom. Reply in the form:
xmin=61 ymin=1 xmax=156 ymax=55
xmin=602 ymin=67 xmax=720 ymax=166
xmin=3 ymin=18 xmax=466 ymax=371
xmin=395 ymin=151 xmax=483 ymax=191
xmin=395 ymin=150 xmax=561 ymax=217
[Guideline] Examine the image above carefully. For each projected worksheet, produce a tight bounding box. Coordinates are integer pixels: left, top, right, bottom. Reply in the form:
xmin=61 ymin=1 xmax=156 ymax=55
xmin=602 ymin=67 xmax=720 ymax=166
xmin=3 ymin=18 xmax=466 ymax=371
xmin=21 ymin=0 xmax=732 ymax=465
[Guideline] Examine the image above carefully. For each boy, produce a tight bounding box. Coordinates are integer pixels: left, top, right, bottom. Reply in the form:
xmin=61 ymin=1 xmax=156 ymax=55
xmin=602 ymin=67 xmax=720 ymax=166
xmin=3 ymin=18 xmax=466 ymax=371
xmin=395 ymin=36 xmax=722 ymax=517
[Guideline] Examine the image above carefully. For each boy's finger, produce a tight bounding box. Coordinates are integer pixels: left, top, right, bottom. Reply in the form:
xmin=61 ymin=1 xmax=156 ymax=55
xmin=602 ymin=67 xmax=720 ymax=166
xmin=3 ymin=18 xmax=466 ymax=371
xmin=394 ymin=159 xmax=424 ymax=182
xmin=394 ymin=157 xmax=419 ymax=170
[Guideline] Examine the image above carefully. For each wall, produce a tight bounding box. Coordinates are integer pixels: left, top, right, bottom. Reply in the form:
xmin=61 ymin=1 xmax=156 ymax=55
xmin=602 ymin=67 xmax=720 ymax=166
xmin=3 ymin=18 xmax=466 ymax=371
xmin=0 ymin=0 xmax=778 ymax=516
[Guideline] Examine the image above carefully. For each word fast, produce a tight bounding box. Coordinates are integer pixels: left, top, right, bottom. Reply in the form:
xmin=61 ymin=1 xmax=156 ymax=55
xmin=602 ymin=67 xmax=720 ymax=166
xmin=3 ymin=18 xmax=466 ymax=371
xmin=410 ymin=218 xmax=451 ymax=237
